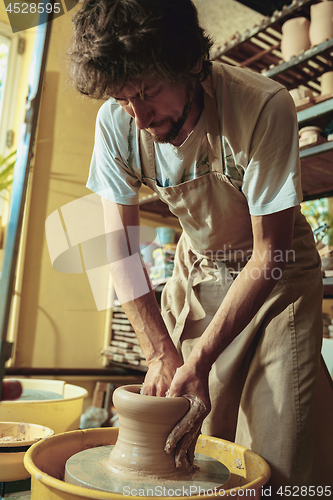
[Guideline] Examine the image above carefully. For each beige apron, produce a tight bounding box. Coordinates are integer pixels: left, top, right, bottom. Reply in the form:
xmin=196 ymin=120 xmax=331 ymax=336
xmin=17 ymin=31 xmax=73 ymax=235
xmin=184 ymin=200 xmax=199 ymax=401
xmin=139 ymin=64 xmax=325 ymax=488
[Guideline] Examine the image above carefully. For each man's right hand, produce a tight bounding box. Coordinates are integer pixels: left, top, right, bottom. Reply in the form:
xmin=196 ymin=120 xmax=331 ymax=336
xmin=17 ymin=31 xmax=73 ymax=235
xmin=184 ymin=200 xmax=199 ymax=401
xmin=140 ymin=354 xmax=183 ymax=397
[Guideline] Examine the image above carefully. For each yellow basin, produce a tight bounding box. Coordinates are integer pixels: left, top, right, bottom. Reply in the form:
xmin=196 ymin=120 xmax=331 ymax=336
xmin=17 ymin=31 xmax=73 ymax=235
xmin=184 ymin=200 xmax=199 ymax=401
xmin=0 ymin=421 xmax=54 ymax=482
xmin=24 ymin=427 xmax=271 ymax=499
xmin=0 ymin=378 xmax=88 ymax=434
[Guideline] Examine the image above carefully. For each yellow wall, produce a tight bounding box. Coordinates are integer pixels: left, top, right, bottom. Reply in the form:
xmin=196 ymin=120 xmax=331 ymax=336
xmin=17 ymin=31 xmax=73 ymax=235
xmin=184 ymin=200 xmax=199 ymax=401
xmin=8 ymin=1 xmax=261 ymax=370
xmin=0 ymin=5 xmax=9 ymax=25
xmin=14 ymin=9 xmax=105 ymax=368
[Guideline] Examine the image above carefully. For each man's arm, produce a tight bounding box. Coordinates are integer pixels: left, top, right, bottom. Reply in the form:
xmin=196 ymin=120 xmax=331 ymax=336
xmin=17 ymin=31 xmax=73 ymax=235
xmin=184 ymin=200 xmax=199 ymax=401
xmin=167 ymin=206 xmax=295 ymax=406
xmin=102 ymin=198 xmax=183 ymax=395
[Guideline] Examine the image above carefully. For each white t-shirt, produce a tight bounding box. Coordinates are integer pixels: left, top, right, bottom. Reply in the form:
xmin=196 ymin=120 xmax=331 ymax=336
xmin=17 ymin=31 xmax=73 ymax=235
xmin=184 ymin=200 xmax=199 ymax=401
xmin=87 ymin=63 xmax=302 ymax=216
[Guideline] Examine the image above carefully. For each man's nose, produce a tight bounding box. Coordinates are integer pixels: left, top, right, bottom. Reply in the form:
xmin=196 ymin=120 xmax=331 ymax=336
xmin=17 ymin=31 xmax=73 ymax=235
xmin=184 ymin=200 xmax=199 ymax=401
xmin=131 ymin=99 xmax=154 ymax=130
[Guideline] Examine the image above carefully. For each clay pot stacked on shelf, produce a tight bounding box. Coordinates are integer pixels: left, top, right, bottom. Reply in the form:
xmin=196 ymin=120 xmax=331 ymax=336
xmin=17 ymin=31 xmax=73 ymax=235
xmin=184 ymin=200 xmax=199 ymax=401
xmin=289 ymin=87 xmax=313 ymax=107
xmin=310 ymin=1 xmax=333 ymax=95
xmin=299 ymin=126 xmax=324 ymax=149
xmin=281 ymin=2 xmax=333 ymax=96
xmin=281 ymin=17 xmax=310 ymax=62
xmin=309 ymin=1 xmax=333 ymax=47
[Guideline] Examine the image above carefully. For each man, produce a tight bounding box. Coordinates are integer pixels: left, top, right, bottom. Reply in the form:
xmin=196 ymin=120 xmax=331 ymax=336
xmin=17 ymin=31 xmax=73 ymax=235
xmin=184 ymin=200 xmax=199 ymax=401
xmin=69 ymin=0 xmax=323 ymax=491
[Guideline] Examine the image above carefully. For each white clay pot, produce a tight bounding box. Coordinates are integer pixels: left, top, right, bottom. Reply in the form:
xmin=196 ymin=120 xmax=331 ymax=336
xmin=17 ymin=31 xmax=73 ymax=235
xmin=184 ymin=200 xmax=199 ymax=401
xmin=309 ymin=1 xmax=333 ymax=47
xmin=106 ymin=384 xmax=190 ymax=478
xmin=321 ymin=71 xmax=333 ymax=95
xmin=289 ymin=87 xmax=313 ymax=104
xmin=281 ymin=17 xmax=310 ymax=61
xmin=299 ymin=126 xmax=322 ymax=140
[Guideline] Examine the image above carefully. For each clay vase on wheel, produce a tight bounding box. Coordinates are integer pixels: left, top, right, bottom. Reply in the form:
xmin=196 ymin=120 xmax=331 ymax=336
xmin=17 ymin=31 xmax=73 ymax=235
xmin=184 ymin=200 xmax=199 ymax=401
xmin=281 ymin=17 xmax=310 ymax=61
xmin=105 ymin=385 xmax=190 ymax=478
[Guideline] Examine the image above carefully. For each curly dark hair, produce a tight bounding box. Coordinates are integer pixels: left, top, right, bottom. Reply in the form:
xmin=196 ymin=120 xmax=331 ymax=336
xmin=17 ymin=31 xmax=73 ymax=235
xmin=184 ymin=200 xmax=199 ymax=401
xmin=69 ymin=0 xmax=213 ymax=99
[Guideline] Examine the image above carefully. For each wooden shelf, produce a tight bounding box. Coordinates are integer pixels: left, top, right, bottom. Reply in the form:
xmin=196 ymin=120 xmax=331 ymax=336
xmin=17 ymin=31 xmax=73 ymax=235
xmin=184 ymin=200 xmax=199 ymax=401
xmin=211 ymin=0 xmax=328 ymax=93
xmin=107 ymin=360 xmax=147 ymax=374
xmin=297 ymin=97 xmax=333 ymax=125
xmin=262 ymin=39 xmax=333 ymax=91
xmin=138 ymin=0 xmax=333 ymax=214
xmin=323 ymin=277 xmax=333 ymax=298
xmin=301 ymin=142 xmax=333 ymax=200
xmin=301 ymin=140 xmax=333 ymax=159
xmin=213 ymin=0 xmax=333 ymax=203
xmin=212 ymin=0 xmax=312 ymax=61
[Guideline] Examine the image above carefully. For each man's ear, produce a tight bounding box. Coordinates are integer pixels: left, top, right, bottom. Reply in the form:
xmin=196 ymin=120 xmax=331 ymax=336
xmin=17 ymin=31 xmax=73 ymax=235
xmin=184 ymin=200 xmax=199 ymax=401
xmin=191 ymin=57 xmax=203 ymax=75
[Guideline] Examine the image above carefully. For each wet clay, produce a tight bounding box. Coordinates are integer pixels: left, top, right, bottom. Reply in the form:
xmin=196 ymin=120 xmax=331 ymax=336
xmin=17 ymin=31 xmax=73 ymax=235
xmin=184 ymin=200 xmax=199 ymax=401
xmin=105 ymin=385 xmax=190 ymax=478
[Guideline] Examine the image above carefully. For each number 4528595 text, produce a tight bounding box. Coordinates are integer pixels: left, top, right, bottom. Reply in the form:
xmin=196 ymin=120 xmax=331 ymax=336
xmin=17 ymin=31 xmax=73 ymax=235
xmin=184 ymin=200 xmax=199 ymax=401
xmin=6 ymin=3 xmax=61 ymax=14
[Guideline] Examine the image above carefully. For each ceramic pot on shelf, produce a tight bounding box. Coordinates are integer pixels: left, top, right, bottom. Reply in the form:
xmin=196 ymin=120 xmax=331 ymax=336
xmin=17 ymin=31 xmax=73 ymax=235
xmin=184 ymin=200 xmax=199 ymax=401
xmin=321 ymin=71 xmax=333 ymax=96
xmin=280 ymin=17 xmax=310 ymax=62
xmin=289 ymin=87 xmax=313 ymax=105
xmin=299 ymin=126 xmax=322 ymax=141
xmin=309 ymin=1 xmax=333 ymax=47
xmin=105 ymin=384 xmax=190 ymax=478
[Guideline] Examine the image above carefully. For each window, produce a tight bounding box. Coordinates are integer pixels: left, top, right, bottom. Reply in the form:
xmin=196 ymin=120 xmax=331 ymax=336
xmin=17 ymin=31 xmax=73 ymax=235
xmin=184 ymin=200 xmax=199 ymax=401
xmin=301 ymin=198 xmax=333 ymax=247
xmin=0 ymin=34 xmax=10 ymax=121
xmin=0 ymin=22 xmax=24 ymax=218
xmin=0 ymin=22 xmax=24 ymax=155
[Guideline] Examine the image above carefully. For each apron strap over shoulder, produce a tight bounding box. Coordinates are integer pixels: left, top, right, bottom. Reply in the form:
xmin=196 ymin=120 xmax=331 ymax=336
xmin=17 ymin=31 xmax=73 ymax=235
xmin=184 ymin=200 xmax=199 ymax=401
xmin=202 ymin=64 xmax=225 ymax=176
xmin=139 ymin=129 xmax=155 ymax=182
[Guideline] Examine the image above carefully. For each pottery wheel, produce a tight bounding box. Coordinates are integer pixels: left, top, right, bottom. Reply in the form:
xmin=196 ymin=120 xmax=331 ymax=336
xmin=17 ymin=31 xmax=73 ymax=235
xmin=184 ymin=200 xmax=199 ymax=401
xmin=65 ymin=445 xmax=230 ymax=496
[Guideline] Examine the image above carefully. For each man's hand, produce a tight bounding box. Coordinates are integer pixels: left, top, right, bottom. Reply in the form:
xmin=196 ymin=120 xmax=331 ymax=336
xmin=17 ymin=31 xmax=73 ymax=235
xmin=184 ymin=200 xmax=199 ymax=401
xmin=140 ymin=357 xmax=210 ymax=469
xmin=165 ymin=393 xmax=207 ymax=469
xmin=141 ymin=354 xmax=183 ymax=396
xmin=163 ymin=363 xmax=211 ymax=469
xmin=1 ymin=380 xmax=22 ymax=401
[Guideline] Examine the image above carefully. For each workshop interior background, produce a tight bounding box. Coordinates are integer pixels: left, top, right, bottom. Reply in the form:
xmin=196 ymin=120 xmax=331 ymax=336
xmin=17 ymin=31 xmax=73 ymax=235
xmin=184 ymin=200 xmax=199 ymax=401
xmin=0 ymin=0 xmax=333 ymax=408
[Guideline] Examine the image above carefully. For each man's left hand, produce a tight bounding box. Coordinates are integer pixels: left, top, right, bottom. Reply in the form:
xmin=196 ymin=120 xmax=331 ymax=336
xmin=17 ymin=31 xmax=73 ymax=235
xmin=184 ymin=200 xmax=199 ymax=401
xmin=164 ymin=393 xmax=207 ymax=469
xmin=164 ymin=365 xmax=210 ymax=469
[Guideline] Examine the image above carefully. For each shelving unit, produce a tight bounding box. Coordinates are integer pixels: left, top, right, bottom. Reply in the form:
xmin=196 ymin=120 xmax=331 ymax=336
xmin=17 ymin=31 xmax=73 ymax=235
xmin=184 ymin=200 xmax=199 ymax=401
xmin=211 ymin=0 xmax=325 ymax=93
xmin=138 ymin=0 xmax=333 ymax=214
xmin=323 ymin=277 xmax=333 ymax=298
xmin=262 ymin=38 xmax=333 ymax=89
xmin=211 ymin=0 xmax=333 ymax=203
xmin=103 ymin=302 xmax=148 ymax=372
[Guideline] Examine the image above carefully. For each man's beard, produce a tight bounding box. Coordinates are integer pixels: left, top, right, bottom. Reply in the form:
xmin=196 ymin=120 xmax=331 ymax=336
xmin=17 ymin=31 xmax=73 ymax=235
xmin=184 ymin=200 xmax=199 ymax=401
xmin=150 ymin=82 xmax=194 ymax=144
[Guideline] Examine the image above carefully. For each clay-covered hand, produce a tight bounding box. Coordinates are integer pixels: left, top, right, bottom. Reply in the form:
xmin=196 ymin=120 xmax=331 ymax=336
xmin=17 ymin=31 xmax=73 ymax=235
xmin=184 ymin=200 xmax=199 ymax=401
xmin=164 ymin=393 xmax=207 ymax=469
xmin=140 ymin=354 xmax=183 ymax=397
xmin=163 ymin=362 xmax=210 ymax=469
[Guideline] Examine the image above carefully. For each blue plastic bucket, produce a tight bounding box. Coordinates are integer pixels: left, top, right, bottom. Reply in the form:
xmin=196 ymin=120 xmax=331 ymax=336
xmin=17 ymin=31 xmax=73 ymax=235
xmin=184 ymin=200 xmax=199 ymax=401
xmin=156 ymin=227 xmax=176 ymax=246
